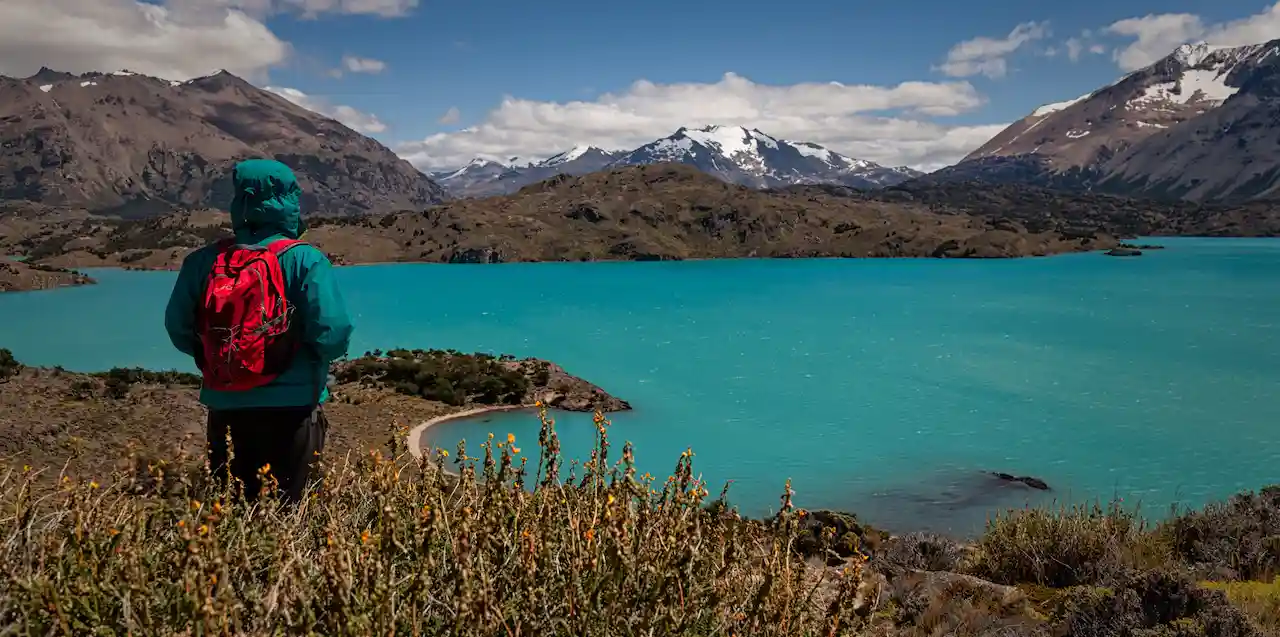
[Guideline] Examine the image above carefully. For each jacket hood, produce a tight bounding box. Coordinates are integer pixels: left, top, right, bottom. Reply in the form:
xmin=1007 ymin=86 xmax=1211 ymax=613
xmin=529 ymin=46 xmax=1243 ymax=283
xmin=229 ymin=158 xmax=306 ymax=241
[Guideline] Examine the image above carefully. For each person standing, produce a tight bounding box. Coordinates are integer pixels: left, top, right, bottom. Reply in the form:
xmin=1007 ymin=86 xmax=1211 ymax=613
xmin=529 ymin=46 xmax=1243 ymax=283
xmin=164 ymin=158 xmax=354 ymax=503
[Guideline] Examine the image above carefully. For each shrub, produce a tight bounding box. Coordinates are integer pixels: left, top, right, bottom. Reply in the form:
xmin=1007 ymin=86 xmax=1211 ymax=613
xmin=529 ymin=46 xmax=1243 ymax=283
xmin=965 ymin=500 xmax=1170 ymax=588
xmin=0 ymin=407 xmax=870 ymax=635
xmin=336 ymin=349 xmax=532 ymax=406
xmin=876 ymin=531 xmax=969 ymax=577
xmin=0 ymin=348 xmax=20 ymax=381
xmin=1159 ymin=487 xmax=1280 ymax=581
xmin=1201 ymin=577 xmax=1280 ymax=635
xmin=1051 ymin=569 xmax=1260 ymax=637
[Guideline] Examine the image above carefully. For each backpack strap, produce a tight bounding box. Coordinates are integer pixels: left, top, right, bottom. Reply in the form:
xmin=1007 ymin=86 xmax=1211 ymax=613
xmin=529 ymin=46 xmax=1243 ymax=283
xmin=266 ymin=238 xmax=307 ymax=257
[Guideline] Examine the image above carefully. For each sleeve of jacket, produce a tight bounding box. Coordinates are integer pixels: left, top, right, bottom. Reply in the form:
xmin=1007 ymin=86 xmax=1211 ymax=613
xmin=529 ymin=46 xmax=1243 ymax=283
xmin=164 ymin=250 xmax=204 ymax=360
xmin=299 ymin=253 xmax=354 ymax=363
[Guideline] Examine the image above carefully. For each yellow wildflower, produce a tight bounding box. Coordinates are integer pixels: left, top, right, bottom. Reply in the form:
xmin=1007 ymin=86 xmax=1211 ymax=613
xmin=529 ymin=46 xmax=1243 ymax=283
xmin=361 ymin=529 xmax=371 ymax=544
xmin=507 ymin=433 xmax=516 ymax=444
xmin=89 ymin=481 xmax=99 ymax=490
xmin=511 ymin=447 xmax=521 ymax=454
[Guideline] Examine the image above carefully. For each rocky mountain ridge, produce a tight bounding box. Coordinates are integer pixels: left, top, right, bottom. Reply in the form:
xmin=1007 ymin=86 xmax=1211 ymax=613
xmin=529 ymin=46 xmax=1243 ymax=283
xmin=924 ymin=40 xmax=1280 ymax=202
xmin=431 ymin=126 xmax=922 ymax=198
xmin=3 ymin=164 xmax=1130 ymax=273
xmin=0 ymin=67 xmax=445 ymax=217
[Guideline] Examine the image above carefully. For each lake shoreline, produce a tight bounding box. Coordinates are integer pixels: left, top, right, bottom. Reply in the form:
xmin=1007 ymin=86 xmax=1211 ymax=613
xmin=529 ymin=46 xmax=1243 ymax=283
xmin=407 ymin=404 xmax=537 ymax=474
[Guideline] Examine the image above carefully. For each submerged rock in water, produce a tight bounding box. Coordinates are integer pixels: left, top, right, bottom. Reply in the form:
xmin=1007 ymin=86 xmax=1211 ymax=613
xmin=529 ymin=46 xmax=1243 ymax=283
xmin=990 ymin=472 xmax=1050 ymax=491
xmin=1105 ymin=247 xmax=1143 ymax=257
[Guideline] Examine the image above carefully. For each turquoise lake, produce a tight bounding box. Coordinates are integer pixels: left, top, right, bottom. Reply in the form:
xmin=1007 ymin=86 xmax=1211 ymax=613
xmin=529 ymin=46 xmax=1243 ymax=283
xmin=1 ymin=238 xmax=1278 ymax=535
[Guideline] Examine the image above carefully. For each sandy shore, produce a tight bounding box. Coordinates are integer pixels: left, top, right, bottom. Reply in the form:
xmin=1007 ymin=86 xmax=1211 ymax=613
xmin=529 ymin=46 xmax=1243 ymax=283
xmin=408 ymin=404 xmax=535 ymax=461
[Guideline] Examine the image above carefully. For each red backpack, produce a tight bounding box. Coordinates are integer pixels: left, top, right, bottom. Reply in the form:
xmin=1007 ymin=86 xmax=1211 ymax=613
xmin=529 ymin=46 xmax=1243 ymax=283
xmin=196 ymin=238 xmax=305 ymax=391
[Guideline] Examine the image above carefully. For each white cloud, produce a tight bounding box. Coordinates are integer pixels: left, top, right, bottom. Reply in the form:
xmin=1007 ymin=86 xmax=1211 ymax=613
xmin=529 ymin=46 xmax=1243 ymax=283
xmin=396 ymin=72 xmax=1002 ymax=172
xmin=0 ymin=0 xmax=290 ymax=81
xmin=437 ymin=106 xmax=461 ymax=125
xmin=171 ymin=0 xmax=418 ymax=18
xmin=279 ymin=0 xmax=417 ymax=17
xmin=267 ymin=86 xmax=387 ymax=134
xmin=1062 ymin=35 xmax=1108 ymax=62
xmin=936 ymin=21 xmax=1050 ymax=79
xmin=1065 ymin=37 xmax=1085 ymax=61
xmin=338 ymin=54 xmax=387 ymax=75
xmin=1104 ymin=1 xmax=1280 ymax=71
xmin=0 ymin=0 xmax=417 ymax=82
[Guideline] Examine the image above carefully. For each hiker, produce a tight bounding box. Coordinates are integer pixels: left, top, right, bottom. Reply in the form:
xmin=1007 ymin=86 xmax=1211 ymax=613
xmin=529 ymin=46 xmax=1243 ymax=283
xmin=163 ymin=158 xmax=354 ymax=504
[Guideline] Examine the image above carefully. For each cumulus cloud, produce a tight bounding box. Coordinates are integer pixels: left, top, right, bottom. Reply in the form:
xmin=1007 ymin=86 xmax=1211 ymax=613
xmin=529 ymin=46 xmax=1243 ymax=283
xmin=0 ymin=0 xmax=290 ymax=81
xmin=266 ymin=87 xmax=387 ymax=133
xmin=1104 ymin=1 xmax=1280 ymax=71
xmin=0 ymin=0 xmax=418 ymax=82
xmin=936 ymin=21 xmax=1050 ymax=79
xmin=437 ymin=107 xmax=461 ymax=125
xmin=396 ymin=72 xmax=1002 ymax=172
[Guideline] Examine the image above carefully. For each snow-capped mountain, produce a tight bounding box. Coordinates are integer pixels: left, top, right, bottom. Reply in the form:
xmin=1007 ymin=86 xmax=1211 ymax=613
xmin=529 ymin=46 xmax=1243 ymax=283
xmin=431 ymin=146 xmax=624 ymax=197
xmin=611 ymin=125 xmax=920 ymax=189
xmin=928 ymin=39 xmax=1280 ymax=201
xmin=431 ymin=126 xmax=921 ymax=198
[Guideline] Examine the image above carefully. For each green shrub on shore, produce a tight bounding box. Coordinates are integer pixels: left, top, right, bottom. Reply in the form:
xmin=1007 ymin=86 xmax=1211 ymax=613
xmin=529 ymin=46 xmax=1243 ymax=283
xmin=0 ymin=348 xmax=19 ymax=381
xmin=964 ymin=499 xmax=1171 ymax=588
xmin=335 ymin=349 xmax=549 ymax=406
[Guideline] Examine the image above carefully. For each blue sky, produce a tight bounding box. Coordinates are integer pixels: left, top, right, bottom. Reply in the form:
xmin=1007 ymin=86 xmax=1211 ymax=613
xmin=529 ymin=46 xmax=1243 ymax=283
xmin=4 ymin=0 xmax=1278 ymax=170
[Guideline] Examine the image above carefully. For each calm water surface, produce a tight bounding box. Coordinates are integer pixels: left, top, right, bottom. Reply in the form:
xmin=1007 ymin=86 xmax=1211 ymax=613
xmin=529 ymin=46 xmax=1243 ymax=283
xmin=2 ymin=238 xmax=1278 ymax=534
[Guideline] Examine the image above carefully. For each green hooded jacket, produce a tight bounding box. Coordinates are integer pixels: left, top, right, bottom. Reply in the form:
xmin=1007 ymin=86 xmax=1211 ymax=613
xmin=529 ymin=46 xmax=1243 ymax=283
xmin=164 ymin=158 xmax=355 ymax=409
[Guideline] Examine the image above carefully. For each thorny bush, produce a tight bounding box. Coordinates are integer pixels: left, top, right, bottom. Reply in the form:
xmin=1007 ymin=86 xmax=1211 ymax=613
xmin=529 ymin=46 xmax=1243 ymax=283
xmin=0 ymin=405 xmax=871 ymax=636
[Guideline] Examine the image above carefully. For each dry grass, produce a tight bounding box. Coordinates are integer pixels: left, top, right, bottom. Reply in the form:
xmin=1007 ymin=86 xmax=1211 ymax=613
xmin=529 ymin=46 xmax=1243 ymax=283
xmin=0 ymin=406 xmax=871 ymax=636
xmin=964 ymin=500 xmax=1172 ymax=589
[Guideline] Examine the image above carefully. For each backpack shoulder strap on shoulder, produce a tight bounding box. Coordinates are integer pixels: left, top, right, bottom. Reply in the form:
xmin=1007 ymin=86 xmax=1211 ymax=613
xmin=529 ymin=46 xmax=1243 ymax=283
xmin=266 ymin=238 xmax=307 ymax=256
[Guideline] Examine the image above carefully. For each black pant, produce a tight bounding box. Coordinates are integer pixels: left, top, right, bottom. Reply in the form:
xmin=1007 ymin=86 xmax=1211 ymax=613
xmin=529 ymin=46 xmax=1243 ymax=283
xmin=206 ymin=405 xmax=328 ymax=504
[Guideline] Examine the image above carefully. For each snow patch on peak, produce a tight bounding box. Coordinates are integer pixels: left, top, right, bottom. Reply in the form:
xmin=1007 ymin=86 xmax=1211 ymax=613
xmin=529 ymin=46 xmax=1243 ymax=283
xmin=683 ymin=125 xmax=779 ymax=153
xmin=110 ymin=70 xmax=138 ymax=76
xmin=38 ymin=84 xmax=53 ymax=93
xmin=793 ymin=141 xmax=836 ymax=162
xmin=541 ymin=145 xmax=597 ymax=166
xmin=1174 ymin=41 xmax=1219 ymax=67
xmin=1129 ymin=67 xmax=1238 ymax=109
xmin=1032 ymin=92 xmax=1091 ymax=117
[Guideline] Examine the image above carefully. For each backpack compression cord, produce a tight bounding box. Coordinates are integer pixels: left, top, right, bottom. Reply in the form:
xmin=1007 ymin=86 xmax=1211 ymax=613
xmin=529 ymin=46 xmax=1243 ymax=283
xmin=197 ymin=239 xmax=304 ymax=391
